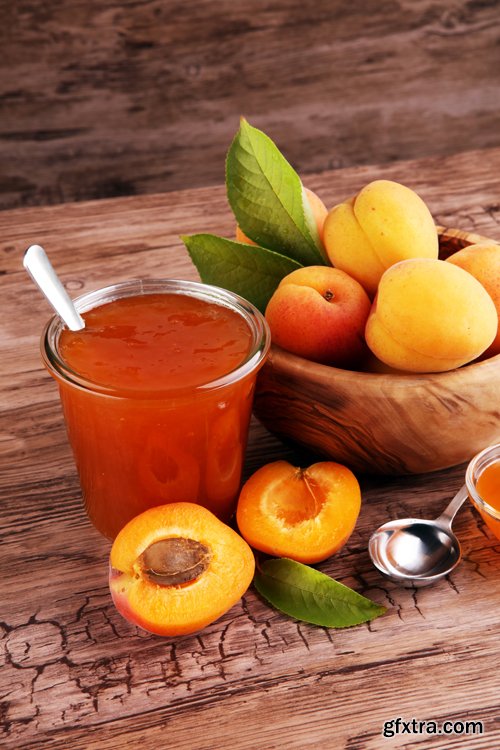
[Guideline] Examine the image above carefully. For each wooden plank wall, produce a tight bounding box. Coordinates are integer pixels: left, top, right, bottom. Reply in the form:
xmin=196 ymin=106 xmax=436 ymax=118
xmin=1 ymin=0 xmax=500 ymax=210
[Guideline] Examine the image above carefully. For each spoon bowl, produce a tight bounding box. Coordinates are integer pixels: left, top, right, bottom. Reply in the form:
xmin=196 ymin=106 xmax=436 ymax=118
xmin=368 ymin=484 xmax=468 ymax=586
xmin=369 ymin=519 xmax=462 ymax=587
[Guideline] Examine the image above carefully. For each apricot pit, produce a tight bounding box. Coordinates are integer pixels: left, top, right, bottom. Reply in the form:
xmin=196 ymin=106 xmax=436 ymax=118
xmin=139 ymin=538 xmax=212 ymax=586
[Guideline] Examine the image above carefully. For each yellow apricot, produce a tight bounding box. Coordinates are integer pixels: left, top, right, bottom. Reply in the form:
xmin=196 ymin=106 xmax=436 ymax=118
xmin=446 ymin=242 xmax=500 ymax=357
xmin=303 ymin=186 xmax=328 ymax=243
xmin=365 ymin=258 xmax=498 ymax=372
xmin=323 ymin=180 xmax=439 ymax=296
xmin=236 ymin=225 xmax=257 ymax=245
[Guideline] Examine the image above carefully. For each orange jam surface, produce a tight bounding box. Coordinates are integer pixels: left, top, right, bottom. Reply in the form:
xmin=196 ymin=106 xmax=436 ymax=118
xmin=55 ymin=292 xmax=257 ymax=539
xmin=475 ymin=461 xmax=500 ymax=541
xmin=476 ymin=461 xmax=500 ymax=512
xmin=59 ymin=292 xmax=253 ymax=391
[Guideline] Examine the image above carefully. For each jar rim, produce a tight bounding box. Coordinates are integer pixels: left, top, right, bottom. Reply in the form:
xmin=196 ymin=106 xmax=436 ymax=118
xmin=465 ymin=442 xmax=500 ymax=521
xmin=42 ymin=278 xmax=271 ymax=399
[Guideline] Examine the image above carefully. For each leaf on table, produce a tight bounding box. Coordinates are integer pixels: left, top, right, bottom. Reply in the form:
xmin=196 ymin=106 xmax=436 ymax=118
xmin=254 ymin=558 xmax=386 ymax=628
xmin=182 ymin=233 xmax=303 ymax=313
xmin=226 ymin=118 xmax=327 ymax=266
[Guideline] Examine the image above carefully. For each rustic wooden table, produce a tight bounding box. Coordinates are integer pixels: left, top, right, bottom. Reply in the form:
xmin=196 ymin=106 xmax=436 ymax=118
xmin=2 ymin=148 xmax=500 ymax=749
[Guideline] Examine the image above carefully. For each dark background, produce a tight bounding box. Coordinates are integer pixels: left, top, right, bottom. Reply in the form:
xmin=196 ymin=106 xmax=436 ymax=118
xmin=2 ymin=0 xmax=500 ymax=210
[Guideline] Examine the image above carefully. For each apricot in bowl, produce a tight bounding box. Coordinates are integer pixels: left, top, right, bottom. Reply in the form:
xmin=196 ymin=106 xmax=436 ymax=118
xmin=365 ymin=257 xmax=497 ymax=372
xmin=253 ymin=228 xmax=500 ymax=475
xmin=265 ymin=266 xmax=371 ymax=368
xmin=109 ymin=502 xmax=255 ymax=636
xmin=323 ymin=179 xmax=439 ymax=296
xmin=446 ymin=241 xmax=500 ymax=358
xmin=237 ymin=460 xmax=361 ymax=563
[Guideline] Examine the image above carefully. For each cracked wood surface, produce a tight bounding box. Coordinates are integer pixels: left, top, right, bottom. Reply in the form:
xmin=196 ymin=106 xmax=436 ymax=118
xmin=2 ymin=0 xmax=500 ymax=210
xmin=2 ymin=147 xmax=500 ymax=749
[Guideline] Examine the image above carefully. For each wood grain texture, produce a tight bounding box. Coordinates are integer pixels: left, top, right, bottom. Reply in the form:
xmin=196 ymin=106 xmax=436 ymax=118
xmin=2 ymin=148 xmax=500 ymax=749
xmin=1 ymin=0 xmax=500 ymax=209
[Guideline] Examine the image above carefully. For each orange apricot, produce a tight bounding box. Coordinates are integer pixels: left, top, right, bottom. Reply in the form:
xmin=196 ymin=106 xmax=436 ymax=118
xmin=446 ymin=242 xmax=500 ymax=357
xmin=236 ymin=225 xmax=257 ymax=245
xmin=303 ymin=186 xmax=328 ymax=242
xmin=265 ymin=265 xmax=371 ymax=367
xmin=236 ymin=461 xmax=361 ymax=564
xmin=109 ymin=502 xmax=255 ymax=636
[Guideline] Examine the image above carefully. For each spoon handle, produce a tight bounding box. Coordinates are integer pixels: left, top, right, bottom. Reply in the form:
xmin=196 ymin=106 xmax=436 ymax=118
xmin=23 ymin=245 xmax=85 ymax=331
xmin=435 ymin=484 xmax=469 ymax=530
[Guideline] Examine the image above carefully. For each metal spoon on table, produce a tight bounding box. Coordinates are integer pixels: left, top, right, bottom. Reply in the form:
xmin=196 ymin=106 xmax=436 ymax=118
xmin=368 ymin=484 xmax=469 ymax=587
xmin=23 ymin=244 xmax=85 ymax=331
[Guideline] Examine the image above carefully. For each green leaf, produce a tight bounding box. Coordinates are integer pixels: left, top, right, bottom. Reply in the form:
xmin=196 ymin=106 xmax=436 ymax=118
xmin=182 ymin=233 xmax=303 ymax=313
xmin=226 ymin=118 xmax=327 ymax=266
xmin=254 ymin=558 xmax=386 ymax=628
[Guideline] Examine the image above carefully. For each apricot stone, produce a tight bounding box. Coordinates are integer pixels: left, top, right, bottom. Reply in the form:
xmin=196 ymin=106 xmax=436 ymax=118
xmin=109 ymin=502 xmax=255 ymax=636
xmin=323 ymin=180 xmax=438 ymax=296
xmin=446 ymin=242 xmax=500 ymax=357
xmin=365 ymin=258 xmax=498 ymax=372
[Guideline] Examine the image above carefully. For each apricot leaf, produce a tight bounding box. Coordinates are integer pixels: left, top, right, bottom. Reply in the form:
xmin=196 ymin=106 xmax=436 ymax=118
xmin=254 ymin=558 xmax=386 ymax=628
xmin=226 ymin=119 xmax=327 ymax=266
xmin=182 ymin=233 xmax=302 ymax=313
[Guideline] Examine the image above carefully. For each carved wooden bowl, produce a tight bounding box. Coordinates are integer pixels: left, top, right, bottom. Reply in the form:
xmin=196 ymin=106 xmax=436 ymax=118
xmin=253 ymin=227 xmax=500 ymax=475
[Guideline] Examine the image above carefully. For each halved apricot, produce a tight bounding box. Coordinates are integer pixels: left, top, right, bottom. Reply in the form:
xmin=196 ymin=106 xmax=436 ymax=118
xmin=236 ymin=461 xmax=361 ymax=563
xmin=109 ymin=502 xmax=255 ymax=636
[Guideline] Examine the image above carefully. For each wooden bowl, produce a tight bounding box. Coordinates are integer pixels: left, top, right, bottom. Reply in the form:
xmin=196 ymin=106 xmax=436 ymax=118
xmin=254 ymin=227 xmax=500 ymax=475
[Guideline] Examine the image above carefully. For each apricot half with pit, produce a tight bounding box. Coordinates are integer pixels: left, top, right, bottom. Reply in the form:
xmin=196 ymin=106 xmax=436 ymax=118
xmin=109 ymin=502 xmax=255 ymax=636
xmin=236 ymin=461 xmax=361 ymax=563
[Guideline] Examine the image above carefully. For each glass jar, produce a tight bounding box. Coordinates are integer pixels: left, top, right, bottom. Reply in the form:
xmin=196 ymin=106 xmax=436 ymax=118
xmin=466 ymin=443 xmax=500 ymax=540
xmin=42 ymin=279 xmax=270 ymax=539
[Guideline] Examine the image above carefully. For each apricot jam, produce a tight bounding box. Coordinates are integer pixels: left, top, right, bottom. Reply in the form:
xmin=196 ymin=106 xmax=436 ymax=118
xmin=59 ymin=293 xmax=253 ymax=393
xmin=43 ymin=281 xmax=269 ymax=539
xmin=466 ymin=444 xmax=500 ymax=542
xmin=475 ymin=461 xmax=500 ymax=539
xmin=476 ymin=462 xmax=500 ymax=512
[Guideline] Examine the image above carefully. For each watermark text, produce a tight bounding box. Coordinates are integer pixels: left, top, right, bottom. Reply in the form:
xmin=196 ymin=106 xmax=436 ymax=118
xmin=382 ymin=716 xmax=484 ymax=739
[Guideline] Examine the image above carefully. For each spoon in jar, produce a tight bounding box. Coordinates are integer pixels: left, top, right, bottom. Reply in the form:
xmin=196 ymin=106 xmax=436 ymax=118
xmin=368 ymin=484 xmax=469 ymax=587
xmin=23 ymin=244 xmax=85 ymax=331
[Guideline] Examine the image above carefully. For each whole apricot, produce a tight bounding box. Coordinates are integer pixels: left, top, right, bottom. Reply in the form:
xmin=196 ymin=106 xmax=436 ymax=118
xmin=109 ymin=502 xmax=255 ymax=636
xmin=365 ymin=258 xmax=498 ymax=372
xmin=236 ymin=460 xmax=361 ymax=564
xmin=323 ymin=180 xmax=438 ymax=296
xmin=236 ymin=225 xmax=257 ymax=245
xmin=446 ymin=242 xmax=500 ymax=357
xmin=265 ymin=265 xmax=371 ymax=367
xmin=303 ymin=186 xmax=328 ymax=243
